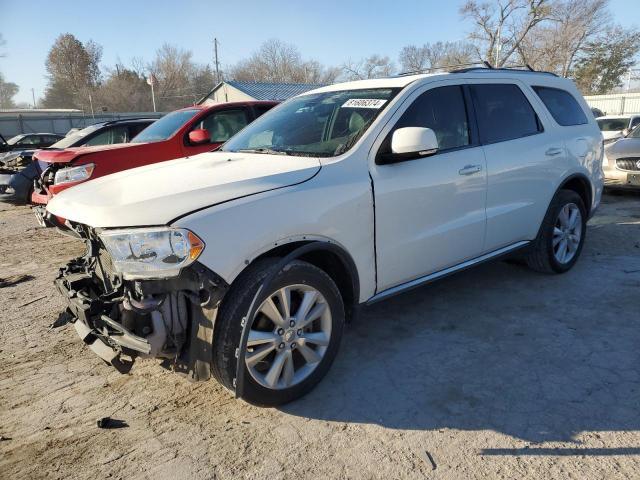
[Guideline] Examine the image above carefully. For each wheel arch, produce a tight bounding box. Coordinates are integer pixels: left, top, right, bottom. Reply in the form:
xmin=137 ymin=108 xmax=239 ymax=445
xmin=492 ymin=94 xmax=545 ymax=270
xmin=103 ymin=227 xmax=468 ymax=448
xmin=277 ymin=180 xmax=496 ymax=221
xmin=233 ymin=239 xmax=361 ymax=323
xmin=558 ymin=173 xmax=592 ymax=215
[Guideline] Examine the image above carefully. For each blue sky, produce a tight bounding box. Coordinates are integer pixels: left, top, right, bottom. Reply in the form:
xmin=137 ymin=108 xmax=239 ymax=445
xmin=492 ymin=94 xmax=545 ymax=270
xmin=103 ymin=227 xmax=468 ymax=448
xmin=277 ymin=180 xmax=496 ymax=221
xmin=1 ymin=0 xmax=639 ymax=104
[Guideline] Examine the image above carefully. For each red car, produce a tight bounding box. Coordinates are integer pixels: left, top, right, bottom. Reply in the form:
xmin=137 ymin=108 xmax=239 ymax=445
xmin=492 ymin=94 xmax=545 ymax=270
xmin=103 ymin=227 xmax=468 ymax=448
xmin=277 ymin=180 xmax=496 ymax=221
xmin=32 ymin=101 xmax=277 ymax=226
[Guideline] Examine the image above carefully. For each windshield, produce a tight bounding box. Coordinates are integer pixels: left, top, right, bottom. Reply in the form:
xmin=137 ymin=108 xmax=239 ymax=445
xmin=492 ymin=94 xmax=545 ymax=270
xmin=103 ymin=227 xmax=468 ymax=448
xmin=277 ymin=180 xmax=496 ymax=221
xmin=6 ymin=134 xmax=26 ymax=145
xmin=131 ymin=109 xmax=199 ymax=143
xmin=50 ymin=124 xmax=102 ymax=148
xmin=597 ymin=118 xmax=629 ymax=132
xmin=222 ymin=88 xmax=400 ymax=157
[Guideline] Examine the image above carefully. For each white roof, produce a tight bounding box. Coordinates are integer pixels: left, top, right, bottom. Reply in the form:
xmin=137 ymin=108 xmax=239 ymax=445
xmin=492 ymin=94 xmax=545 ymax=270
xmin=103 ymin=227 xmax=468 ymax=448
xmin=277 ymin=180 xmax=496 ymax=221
xmin=304 ymin=69 xmax=575 ymax=96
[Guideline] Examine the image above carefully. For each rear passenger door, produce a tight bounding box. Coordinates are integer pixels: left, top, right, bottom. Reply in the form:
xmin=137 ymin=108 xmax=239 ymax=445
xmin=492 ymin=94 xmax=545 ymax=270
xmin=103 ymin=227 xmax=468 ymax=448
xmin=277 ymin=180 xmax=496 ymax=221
xmin=469 ymin=81 xmax=565 ymax=252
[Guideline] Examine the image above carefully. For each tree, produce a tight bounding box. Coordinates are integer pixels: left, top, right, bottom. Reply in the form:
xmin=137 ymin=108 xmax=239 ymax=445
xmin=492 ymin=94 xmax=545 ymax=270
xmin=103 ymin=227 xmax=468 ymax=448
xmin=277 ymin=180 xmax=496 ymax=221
xmin=516 ymin=0 xmax=610 ymax=76
xmin=0 ymin=33 xmax=6 ymax=58
xmin=230 ymin=39 xmax=340 ymax=83
xmin=94 ymin=65 xmax=150 ymax=112
xmin=399 ymin=41 xmax=475 ymax=72
xmin=573 ymin=27 xmax=640 ymax=94
xmin=0 ymin=72 xmax=18 ymax=108
xmin=42 ymin=34 xmax=102 ymax=110
xmin=341 ymin=55 xmax=394 ymax=80
xmin=460 ymin=0 xmax=553 ymax=67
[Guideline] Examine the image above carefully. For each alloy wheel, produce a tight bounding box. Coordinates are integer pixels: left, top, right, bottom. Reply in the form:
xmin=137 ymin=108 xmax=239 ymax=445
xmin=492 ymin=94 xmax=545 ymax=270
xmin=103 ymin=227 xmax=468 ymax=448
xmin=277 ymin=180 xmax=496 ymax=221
xmin=553 ymin=203 xmax=582 ymax=264
xmin=245 ymin=284 xmax=332 ymax=390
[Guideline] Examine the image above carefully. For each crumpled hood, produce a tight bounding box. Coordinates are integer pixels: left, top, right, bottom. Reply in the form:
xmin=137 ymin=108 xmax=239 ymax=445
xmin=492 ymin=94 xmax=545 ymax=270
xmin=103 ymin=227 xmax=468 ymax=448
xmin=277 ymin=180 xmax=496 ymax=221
xmin=47 ymin=151 xmax=321 ymax=228
xmin=605 ymin=137 xmax=640 ymax=159
xmin=35 ymin=142 xmax=145 ymax=164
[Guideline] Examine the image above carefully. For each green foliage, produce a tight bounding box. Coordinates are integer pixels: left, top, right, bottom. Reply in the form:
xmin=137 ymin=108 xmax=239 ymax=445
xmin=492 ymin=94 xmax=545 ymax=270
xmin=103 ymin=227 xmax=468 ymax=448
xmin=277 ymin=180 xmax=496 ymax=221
xmin=573 ymin=27 xmax=640 ymax=94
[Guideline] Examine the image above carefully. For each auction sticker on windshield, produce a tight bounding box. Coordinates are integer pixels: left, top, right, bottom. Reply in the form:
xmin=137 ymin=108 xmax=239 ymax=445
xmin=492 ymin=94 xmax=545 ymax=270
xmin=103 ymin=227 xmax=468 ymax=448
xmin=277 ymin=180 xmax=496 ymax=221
xmin=342 ymin=99 xmax=387 ymax=109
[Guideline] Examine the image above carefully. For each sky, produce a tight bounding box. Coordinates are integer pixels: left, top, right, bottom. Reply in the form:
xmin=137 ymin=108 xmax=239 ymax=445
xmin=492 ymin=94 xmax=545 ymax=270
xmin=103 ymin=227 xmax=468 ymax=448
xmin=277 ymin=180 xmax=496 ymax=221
xmin=1 ymin=0 xmax=639 ymax=105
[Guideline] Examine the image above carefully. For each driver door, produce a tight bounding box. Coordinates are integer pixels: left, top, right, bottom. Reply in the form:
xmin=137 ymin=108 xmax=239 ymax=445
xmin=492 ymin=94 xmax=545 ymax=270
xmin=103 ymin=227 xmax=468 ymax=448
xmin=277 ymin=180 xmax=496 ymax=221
xmin=370 ymin=82 xmax=487 ymax=292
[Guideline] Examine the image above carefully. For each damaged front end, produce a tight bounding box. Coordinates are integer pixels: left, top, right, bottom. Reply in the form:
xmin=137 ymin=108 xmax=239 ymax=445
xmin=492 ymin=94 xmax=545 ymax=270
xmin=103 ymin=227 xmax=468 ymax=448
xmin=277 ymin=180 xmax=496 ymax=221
xmin=55 ymin=226 xmax=228 ymax=380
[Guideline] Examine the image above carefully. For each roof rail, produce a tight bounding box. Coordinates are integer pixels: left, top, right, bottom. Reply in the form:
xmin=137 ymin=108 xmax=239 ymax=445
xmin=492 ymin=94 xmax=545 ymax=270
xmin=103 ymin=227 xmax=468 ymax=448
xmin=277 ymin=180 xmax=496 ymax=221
xmin=398 ymin=61 xmax=558 ymax=77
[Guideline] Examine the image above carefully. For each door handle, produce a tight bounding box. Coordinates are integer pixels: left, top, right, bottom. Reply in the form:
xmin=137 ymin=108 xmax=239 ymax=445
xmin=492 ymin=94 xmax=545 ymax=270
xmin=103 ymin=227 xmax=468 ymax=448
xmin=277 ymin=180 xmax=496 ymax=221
xmin=458 ymin=164 xmax=482 ymax=175
xmin=545 ymin=147 xmax=564 ymax=157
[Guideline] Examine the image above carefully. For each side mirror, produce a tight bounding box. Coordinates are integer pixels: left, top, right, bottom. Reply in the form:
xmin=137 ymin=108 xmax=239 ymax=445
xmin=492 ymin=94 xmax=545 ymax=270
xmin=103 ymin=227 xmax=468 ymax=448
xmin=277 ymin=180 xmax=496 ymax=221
xmin=622 ymin=128 xmax=630 ymax=137
xmin=188 ymin=128 xmax=210 ymax=145
xmin=378 ymin=127 xmax=438 ymax=164
xmin=392 ymin=127 xmax=438 ymax=155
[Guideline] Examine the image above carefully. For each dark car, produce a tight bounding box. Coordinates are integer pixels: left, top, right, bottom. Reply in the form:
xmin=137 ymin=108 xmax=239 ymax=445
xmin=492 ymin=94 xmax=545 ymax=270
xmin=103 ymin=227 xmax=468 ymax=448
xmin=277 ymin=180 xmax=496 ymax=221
xmin=0 ymin=118 xmax=156 ymax=205
xmin=0 ymin=133 xmax=64 ymax=155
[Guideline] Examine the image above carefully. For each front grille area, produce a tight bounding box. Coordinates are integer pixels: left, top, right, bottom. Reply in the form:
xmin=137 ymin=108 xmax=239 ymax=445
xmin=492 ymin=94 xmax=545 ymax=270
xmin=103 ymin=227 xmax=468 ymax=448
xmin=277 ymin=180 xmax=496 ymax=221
xmin=616 ymin=157 xmax=640 ymax=171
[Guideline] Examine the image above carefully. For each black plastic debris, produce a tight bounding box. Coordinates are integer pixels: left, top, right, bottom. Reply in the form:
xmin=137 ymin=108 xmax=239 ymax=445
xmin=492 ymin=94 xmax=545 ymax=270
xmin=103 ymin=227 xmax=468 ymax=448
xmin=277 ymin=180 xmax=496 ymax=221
xmin=97 ymin=417 xmax=128 ymax=429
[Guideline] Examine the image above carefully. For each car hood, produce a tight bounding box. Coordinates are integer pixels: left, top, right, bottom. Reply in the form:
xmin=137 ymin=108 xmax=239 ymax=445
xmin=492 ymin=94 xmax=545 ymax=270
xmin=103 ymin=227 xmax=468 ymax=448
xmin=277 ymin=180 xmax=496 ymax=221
xmin=47 ymin=151 xmax=321 ymax=228
xmin=601 ymin=130 xmax=623 ymax=141
xmin=605 ymin=138 xmax=640 ymax=158
xmin=35 ymin=142 xmax=146 ymax=164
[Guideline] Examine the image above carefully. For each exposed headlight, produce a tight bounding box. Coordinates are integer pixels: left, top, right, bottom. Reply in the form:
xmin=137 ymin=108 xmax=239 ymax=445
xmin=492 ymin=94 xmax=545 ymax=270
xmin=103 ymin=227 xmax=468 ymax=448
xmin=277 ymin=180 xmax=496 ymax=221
xmin=99 ymin=227 xmax=205 ymax=279
xmin=54 ymin=163 xmax=95 ymax=185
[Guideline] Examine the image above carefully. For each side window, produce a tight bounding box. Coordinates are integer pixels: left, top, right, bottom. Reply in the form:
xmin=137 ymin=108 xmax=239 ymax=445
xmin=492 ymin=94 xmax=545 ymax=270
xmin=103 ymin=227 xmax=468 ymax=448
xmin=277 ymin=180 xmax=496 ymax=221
xmin=395 ymin=85 xmax=470 ymax=151
xmin=471 ymin=84 xmax=542 ymax=144
xmin=129 ymin=122 xmax=151 ymax=140
xmin=194 ymin=109 xmax=249 ymax=144
xmin=254 ymin=105 xmax=275 ymax=118
xmin=533 ymin=86 xmax=588 ymax=126
xmin=18 ymin=135 xmax=40 ymax=146
xmin=631 ymin=117 xmax=640 ymax=129
xmin=83 ymin=126 xmax=128 ymax=146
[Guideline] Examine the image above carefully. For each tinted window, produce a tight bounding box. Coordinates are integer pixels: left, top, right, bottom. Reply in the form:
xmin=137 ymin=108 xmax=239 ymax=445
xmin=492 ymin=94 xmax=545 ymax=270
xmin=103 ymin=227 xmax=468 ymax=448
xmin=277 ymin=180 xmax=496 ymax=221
xmin=83 ymin=126 xmax=128 ymax=146
xmin=50 ymin=124 xmax=102 ymax=148
xmin=631 ymin=117 xmax=640 ymax=129
xmin=395 ymin=85 xmax=470 ymax=150
xmin=193 ymin=109 xmax=249 ymax=143
xmin=471 ymin=84 xmax=542 ymax=144
xmin=533 ymin=86 xmax=587 ymax=126
xmin=131 ymin=109 xmax=199 ymax=143
xmin=129 ymin=122 xmax=153 ymax=138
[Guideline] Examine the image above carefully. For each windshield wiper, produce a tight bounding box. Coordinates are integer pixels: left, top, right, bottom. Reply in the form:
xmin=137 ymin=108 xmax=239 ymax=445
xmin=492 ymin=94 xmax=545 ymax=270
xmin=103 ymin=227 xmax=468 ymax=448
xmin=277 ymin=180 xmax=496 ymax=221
xmin=233 ymin=148 xmax=291 ymax=156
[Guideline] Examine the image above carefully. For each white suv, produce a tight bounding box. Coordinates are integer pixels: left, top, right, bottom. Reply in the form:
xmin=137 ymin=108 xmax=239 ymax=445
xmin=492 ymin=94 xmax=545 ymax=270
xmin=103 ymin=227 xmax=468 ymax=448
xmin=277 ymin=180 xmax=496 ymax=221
xmin=49 ymin=68 xmax=603 ymax=405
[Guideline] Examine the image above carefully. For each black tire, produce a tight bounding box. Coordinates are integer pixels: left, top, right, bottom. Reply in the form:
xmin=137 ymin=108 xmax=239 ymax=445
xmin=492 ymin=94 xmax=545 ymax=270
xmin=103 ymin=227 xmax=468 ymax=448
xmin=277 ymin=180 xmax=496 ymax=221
xmin=526 ymin=189 xmax=587 ymax=274
xmin=212 ymin=258 xmax=345 ymax=406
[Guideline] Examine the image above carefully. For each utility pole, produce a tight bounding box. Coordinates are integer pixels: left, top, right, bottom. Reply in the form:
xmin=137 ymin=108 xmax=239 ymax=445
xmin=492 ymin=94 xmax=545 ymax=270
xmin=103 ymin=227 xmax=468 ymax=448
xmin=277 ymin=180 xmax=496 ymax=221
xmin=214 ymin=37 xmax=221 ymax=84
xmin=31 ymin=88 xmax=36 ymax=109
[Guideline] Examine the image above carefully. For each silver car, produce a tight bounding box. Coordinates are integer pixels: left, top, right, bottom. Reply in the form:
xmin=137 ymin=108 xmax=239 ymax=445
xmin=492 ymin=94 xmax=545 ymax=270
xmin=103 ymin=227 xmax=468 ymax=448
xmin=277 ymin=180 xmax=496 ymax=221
xmin=603 ymin=126 xmax=640 ymax=190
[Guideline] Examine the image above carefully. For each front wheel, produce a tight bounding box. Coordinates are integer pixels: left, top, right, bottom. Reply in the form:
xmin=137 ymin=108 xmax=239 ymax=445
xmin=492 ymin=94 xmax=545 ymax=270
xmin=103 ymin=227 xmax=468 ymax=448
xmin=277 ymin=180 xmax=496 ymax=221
xmin=212 ymin=259 xmax=345 ymax=406
xmin=526 ymin=189 xmax=587 ymax=274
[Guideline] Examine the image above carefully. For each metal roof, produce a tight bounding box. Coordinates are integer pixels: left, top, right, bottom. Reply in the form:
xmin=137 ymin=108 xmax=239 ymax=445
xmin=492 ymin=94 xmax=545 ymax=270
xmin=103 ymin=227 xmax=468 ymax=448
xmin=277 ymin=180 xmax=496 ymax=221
xmin=226 ymin=81 xmax=328 ymax=101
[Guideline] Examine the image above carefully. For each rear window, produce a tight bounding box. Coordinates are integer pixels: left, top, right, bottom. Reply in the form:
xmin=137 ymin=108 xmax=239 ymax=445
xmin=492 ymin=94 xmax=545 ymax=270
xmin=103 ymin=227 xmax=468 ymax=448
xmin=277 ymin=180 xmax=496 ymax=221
xmin=533 ymin=86 xmax=588 ymax=126
xmin=597 ymin=118 xmax=629 ymax=132
xmin=471 ymin=84 xmax=542 ymax=144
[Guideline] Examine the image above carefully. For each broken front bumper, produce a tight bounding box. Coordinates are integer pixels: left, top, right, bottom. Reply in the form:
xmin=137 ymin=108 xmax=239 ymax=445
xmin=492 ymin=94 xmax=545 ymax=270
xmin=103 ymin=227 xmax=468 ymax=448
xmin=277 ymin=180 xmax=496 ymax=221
xmin=55 ymin=253 xmax=228 ymax=378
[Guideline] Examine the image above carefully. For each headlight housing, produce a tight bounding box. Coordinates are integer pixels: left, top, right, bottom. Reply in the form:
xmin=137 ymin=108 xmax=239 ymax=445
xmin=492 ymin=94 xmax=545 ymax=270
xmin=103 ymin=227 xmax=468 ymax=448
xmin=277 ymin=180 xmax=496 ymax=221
xmin=99 ymin=227 xmax=205 ymax=279
xmin=54 ymin=163 xmax=95 ymax=185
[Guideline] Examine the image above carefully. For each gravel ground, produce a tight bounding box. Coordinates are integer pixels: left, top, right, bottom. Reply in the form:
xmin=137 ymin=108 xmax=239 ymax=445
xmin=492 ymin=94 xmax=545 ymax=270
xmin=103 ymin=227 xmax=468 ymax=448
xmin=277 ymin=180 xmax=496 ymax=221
xmin=0 ymin=193 xmax=639 ymax=480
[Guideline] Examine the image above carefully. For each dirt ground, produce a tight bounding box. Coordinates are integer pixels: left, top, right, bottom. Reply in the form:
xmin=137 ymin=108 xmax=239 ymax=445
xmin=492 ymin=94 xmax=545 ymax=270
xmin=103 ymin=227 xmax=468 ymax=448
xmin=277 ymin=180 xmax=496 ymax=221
xmin=0 ymin=192 xmax=639 ymax=480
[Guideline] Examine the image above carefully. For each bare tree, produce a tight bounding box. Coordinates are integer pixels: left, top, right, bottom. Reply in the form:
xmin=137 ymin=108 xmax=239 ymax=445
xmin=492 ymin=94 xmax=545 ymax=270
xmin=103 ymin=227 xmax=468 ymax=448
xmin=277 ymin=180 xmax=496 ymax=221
xmin=341 ymin=55 xmax=394 ymax=80
xmin=94 ymin=64 xmax=150 ymax=112
xmin=399 ymin=41 xmax=475 ymax=72
xmin=460 ymin=0 xmax=553 ymax=67
xmin=517 ymin=0 xmax=610 ymax=76
xmin=230 ymin=39 xmax=340 ymax=83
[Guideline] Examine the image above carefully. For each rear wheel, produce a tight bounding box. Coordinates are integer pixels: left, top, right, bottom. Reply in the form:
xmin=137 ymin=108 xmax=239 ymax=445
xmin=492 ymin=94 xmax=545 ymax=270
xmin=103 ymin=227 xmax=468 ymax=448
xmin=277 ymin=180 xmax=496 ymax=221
xmin=212 ymin=259 xmax=345 ymax=406
xmin=526 ymin=190 xmax=587 ymax=274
